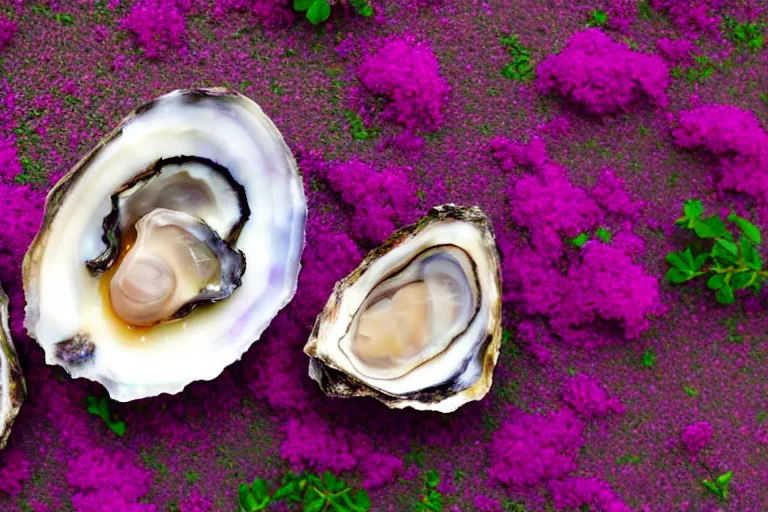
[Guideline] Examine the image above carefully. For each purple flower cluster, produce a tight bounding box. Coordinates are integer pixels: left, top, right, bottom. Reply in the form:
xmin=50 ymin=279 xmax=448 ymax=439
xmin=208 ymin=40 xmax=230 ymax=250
xmin=213 ymin=0 xmax=293 ymax=27
xmin=68 ymin=447 xmax=156 ymax=512
xmin=317 ymin=158 xmax=420 ymax=244
xmin=357 ymin=35 xmax=451 ymax=131
xmin=537 ymin=29 xmax=670 ymax=115
xmin=562 ymin=374 xmax=625 ymax=418
xmin=549 ymin=477 xmax=632 ymax=512
xmin=681 ymin=421 xmax=713 ymax=454
xmin=0 ymin=16 xmax=16 ymax=51
xmin=490 ymin=408 xmax=585 ymax=488
xmin=0 ymin=136 xmax=21 ymax=181
xmin=493 ymin=137 xmax=660 ymax=346
xmin=121 ymin=0 xmax=187 ymax=59
xmin=0 ymin=450 xmax=30 ymax=496
xmin=607 ymin=0 xmax=637 ymax=32
xmin=473 ymin=494 xmax=503 ymax=512
xmin=656 ymin=37 xmax=697 ymax=65
xmin=649 ymin=0 xmax=722 ymax=39
xmin=673 ymin=104 xmax=768 ymax=208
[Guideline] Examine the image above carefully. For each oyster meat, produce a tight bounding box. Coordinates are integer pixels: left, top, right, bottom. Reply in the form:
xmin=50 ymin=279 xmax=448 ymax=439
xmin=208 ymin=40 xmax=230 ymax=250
xmin=0 ymin=284 xmax=25 ymax=449
xmin=23 ymin=88 xmax=306 ymax=401
xmin=304 ymin=205 xmax=502 ymax=413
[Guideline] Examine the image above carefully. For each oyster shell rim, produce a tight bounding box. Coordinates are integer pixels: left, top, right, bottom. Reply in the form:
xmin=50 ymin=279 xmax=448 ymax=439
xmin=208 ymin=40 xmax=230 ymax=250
xmin=304 ymin=204 xmax=503 ymax=413
xmin=0 ymin=283 xmax=27 ymax=449
xmin=21 ymin=87 xmax=308 ymax=401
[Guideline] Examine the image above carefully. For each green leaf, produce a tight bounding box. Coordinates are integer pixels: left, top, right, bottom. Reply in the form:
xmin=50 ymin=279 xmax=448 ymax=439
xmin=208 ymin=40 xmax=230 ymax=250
xmin=666 ymin=268 xmax=692 ymax=284
xmin=306 ymin=0 xmax=331 ymax=24
xmin=305 ymin=499 xmax=325 ymax=512
xmin=728 ymin=212 xmax=762 ymax=244
xmin=109 ymin=420 xmax=126 ymax=437
xmin=251 ymin=478 xmax=269 ymax=501
xmin=570 ymin=233 xmax=589 ymax=248
xmin=683 ymin=385 xmax=699 ymax=397
xmin=716 ymin=283 xmax=735 ymax=305
xmin=707 ymin=274 xmax=725 ymax=290
xmin=271 ymin=481 xmax=297 ymax=500
xmin=596 ymin=226 xmax=612 ymax=243
xmin=238 ymin=484 xmax=251 ymax=509
xmin=353 ymin=490 xmax=371 ymax=511
xmin=713 ymin=239 xmax=739 ymax=265
xmin=742 ymin=239 xmax=763 ymax=270
xmin=293 ymin=0 xmax=314 ymax=11
xmin=425 ymin=470 xmax=440 ymax=489
xmin=642 ymin=348 xmax=656 ymax=368
xmin=684 ymin=199 xmax=704 ymax=221
xmin=716 ymin=471 xmax=733 ymax=487
xmin=694 ymin=215 xmax=727 ymax=238
xmin=731 ymin=272 xmax=753 ymax=290
xmin=666 ymin=251 xmax=690 ymax=270
xmin=693 ymin=253 xmax=709 ymax=271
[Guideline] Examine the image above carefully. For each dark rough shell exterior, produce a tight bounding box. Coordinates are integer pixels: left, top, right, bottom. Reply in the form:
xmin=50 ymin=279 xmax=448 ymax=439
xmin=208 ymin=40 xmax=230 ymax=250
xmin=304 ymin=204 xmax=503 ymax=412
xmin=0 ymin=284 xmax=26 ymax=449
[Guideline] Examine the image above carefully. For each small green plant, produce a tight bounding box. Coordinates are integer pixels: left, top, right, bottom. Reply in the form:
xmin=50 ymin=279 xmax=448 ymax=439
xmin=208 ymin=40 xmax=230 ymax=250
xmin=686 ymin=55 xmax=715 ymax=83
xmin=702 ymin=471 xmax=733 ymax=502
xmin=499 ymin=35 xmax=535 ymax=82
xmin=642 ymin=347 xmax=656 ymax=368
xmin=238 ymin=471 xmax=370 ymax=512
xmin=294 ymin=0 xmax=372 ymax=25
xmin=343 ymin=110 xmax=376 ymax=140
xmin=723 ymin=16 xmax=764 ymax=52
xmin=86 ymin=396 xmax=126 ymax=436
xmin=759 ymin=92 xmax=768 ymax=106
xmin=587 ymin=9 xmax=608 ymax=28
xmin=569 ymin=227 xmax=613 ymax=248
xmin=683 ymin=385 xmax=699 ymax=397
xmin=414 ymin=470 xmax=443 ymax=512
xmin=666 ymin=200 xmax=766 ymax=304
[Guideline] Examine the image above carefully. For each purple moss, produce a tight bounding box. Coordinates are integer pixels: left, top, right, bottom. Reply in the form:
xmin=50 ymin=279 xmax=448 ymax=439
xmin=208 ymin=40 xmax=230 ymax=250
xmin=607 ymin=0 xmax=638 ymax=32
xmin=681 ymin=421 xmax=713 ymax=455
xmin=656 ymin=37 xmax=697 ymax=64
xmin=213 ymin=0 xmax=293 ymax=27
xmin=649 ymin=0 xmax=722 ymax=39
xmin=536 ymin=29 xmax=670 ymax=115
xmin=493 ymin=138 xmax=660 ymax=347
xmin=673 ymin=104 xmax=768 ymax=208
xmin=548 ymin=477 xmax=632 ymax=512
xmin=316 ymin=158 xmax=420 ymax=244
xmin=67 ymin=447 xmax=155 ymax=511
xmin=121 ymin=0 xmax=187 ymax=59
xmin=0 ymin=136 xmax=21 ymax=181
xmin=359 ymin=453 xmax=404 ymax=489
xmin=562 ymin=374 xmax=625 ymax=418
xmin=280 ymin=415 xmax=359 ymax=473
xmin=0 ymin=16 xmax=17 ymax=52
xmin=489 ymin=408 xmax=585 ymax=489
xmin=357 ymin=35 xmax=451 ymax=131
xmin=0 ymin=450 xmax=30 ymax=496
xmin=473 ymin=494 xmax=503 ymax=512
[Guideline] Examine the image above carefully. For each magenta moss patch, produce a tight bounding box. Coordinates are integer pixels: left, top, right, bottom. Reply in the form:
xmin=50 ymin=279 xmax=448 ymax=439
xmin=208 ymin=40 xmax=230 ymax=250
xmin=537 ymin=29 xmax=670 ymax=115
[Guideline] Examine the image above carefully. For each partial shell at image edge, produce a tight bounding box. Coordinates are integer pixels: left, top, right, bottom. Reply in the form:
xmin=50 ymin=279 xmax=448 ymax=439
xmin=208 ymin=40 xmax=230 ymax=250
xmin=0 ymin=284 xmax=26 ymax=449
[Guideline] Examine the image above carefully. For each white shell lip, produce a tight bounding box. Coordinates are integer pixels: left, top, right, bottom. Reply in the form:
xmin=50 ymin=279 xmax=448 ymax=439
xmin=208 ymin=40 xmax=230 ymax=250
xmin=304 ymin=204 xmax=502 ymax=413
xmin=22 ymin=88 xmax=307 ymax=402
xmin=0 ymin=283 xmax=25 ymax=448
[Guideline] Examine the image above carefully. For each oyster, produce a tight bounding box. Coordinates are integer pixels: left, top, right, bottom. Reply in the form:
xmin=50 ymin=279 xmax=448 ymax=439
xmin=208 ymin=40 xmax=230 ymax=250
xmin=0 ymin=284 xmax=25 ymax=449
xmin=304 ymin=205 xmax=502 ymax=413
xmin=23 ymin=88 xmax=306 ymax=402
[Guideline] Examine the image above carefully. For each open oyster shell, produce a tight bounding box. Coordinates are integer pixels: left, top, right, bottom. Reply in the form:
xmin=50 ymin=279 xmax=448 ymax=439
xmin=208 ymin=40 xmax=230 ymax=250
xmin=304 ymin=205 xmax=502 ymax=413
xmin=23 ymin=88 xmax=306 ymax=401
xmin=0 ymin=284 xmax=25 ymax=449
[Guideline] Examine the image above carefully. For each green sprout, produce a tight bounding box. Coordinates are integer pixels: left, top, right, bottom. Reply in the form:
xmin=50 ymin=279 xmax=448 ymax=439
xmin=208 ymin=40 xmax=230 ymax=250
xmin=499 ymin=35 xmax=535 ymax=82
xmin=569 ymin=233 xmax=590 ymax=248
xmin=343 ymin=110 xmax=377 ymax=140
xmin=723 ymin=16 xmax=764 ymax=52
xmin=683 ymin=385 xmax=699 ymax=397
xmin=414 ymin=470 xmax=443 ymax=512
xmin=587 ymin=9 xmax=608 ymax=28
xmin=642 ymin=347 xmax=656 ymax=368
xmin=702 ymin=471 xmax=733 ymax=502
xmin=686 ymin=55 xmax=715 ymax=83
xmin=86 ymin=396 xmax=126 ymax=436
xmin=238 ymin=471 xmax=370 ymax=512
xmin=665 ymin=200 xmax=765 ymax=305
xmin=760 ymin=92 xmax=768 ymax=107
xmin=596 ymin=227 xmax=612 ymax=243
xmin=293 ymin=0 xmax=372 ymax=25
